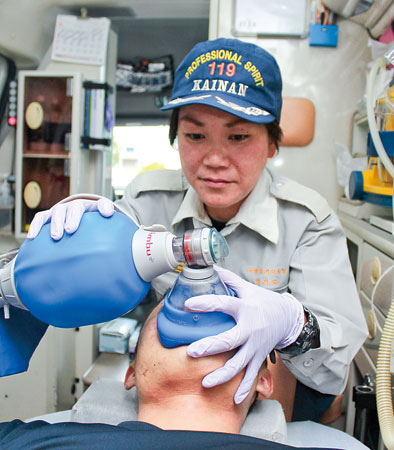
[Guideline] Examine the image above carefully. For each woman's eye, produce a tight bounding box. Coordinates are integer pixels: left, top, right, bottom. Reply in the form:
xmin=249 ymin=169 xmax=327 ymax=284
xmin=186 ymin=133 xmax=204 ymax=141
xmin=230 ymin=134 xmax=249 ymax=142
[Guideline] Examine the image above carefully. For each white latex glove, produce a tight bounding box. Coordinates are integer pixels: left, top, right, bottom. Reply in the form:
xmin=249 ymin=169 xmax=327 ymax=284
xmin=27 ymin=197 xmax=115 ymax=240
xmin=185 ymin=266 xmax=305 ymax=404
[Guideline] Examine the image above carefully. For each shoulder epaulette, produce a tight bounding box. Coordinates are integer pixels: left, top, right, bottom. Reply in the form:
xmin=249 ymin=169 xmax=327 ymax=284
xmin=270 ymin=177 xmax=331 ymax=223
xmin=129 ymin=169 xmax=187 ymax=198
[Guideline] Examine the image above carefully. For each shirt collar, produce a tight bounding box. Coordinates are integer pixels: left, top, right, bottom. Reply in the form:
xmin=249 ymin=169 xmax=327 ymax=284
xmin=172 ymin=170 xmax=279 ymax=244
xmin=172 ymin=185 xmax=212 ymax=229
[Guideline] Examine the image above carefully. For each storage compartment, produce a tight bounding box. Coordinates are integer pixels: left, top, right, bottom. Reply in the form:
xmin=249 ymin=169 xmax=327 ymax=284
xmin=23 ymin=76 xmax=72 ymax=155
xmin=21 ymin=158 xmax=70 ymax=232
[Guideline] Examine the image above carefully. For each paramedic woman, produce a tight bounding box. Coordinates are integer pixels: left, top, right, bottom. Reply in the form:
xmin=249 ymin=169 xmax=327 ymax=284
xmin=28 ymin=38 xmax=368 ymax=422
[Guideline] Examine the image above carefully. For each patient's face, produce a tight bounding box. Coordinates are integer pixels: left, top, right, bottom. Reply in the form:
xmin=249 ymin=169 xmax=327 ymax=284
xmin=125 ymin=303 xmax=271 ymax=409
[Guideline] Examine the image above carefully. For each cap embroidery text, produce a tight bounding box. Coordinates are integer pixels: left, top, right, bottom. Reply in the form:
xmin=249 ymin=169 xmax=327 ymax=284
xmin=185 ymin=50 xmax=243 ymax=79
xmin=192 ymin=79 xmax=248 ymax=97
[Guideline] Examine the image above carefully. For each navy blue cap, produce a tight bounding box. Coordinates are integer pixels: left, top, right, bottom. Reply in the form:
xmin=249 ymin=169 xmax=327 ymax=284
xmin=161 ymin=38 xmax=282 ymax=124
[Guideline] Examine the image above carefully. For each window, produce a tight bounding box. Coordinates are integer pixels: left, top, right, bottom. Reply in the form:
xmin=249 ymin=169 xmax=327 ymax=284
xmin=112 ymin=123 xmax=181 ymax=197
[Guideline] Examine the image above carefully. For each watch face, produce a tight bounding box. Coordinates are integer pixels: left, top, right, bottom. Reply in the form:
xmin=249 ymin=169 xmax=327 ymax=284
xmin=278 ymin=307 xmax=320 ymax=355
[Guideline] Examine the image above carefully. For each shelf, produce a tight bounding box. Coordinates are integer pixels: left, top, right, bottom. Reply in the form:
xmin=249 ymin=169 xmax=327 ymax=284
xmin=338 ymin=210 xmax=394 ymax=259
xmin=82 ymin=353 xmax=130 ymax=388
xmin=23 ymin=153 xmax=70 ymax=159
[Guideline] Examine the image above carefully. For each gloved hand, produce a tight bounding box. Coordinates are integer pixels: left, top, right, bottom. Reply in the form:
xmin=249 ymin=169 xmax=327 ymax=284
xmin=27 ymin=197 xmax=115 ymax=240
xmin=185 ymin=266 xmax=305 ymax=404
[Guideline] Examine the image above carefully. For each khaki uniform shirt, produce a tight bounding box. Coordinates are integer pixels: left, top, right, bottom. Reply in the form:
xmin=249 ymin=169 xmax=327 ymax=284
xmin=116 ymin=168 xmax=368 ymax=395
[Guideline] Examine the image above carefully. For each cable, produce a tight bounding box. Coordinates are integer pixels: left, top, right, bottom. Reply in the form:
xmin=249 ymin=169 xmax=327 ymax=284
xmin=377 ymin=298 xmax=394 ymax=450
xmin=373 ymin=265 xmax=394 ymax=449
xmin=370 ymin=263 xmax=394 ymax=335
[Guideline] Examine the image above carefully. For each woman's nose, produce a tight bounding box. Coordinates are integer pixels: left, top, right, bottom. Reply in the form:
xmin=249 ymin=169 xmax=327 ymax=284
xmin=202 ymin=144 xmax=230 ymax=168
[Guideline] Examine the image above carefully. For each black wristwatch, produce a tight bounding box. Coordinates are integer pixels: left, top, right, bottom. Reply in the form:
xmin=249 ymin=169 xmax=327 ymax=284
xmin=278 ymin=306 xmax=320 ymax=356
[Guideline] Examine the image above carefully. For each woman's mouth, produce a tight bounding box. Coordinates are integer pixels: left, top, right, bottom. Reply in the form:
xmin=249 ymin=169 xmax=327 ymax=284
xmin=201 ymin=177 xmax=232 ymax=189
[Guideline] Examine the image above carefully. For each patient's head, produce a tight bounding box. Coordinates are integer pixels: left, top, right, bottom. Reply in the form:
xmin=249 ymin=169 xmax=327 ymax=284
xmin=124 ymin=303 xmax=272 ymax=431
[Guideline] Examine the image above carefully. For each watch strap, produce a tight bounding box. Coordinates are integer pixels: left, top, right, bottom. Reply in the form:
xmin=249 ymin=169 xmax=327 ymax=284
xmin=277 ymin=306 xmax=320 ymax=356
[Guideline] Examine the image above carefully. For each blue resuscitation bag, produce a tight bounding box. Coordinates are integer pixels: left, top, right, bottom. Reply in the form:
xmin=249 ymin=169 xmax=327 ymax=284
xmin=0 ymin=211 xmax=150 ymax=376
xmin=13 ymin=211 xmax=150 ymax=328
xmin=0 ymin=211 xmax=236 ymax=376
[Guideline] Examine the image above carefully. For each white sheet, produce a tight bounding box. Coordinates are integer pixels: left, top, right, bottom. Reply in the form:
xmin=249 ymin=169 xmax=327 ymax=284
xmin=27 ymin=378 xmax=368 ymax=450
xmin=26 ymin=410 xmax=72 ymax=423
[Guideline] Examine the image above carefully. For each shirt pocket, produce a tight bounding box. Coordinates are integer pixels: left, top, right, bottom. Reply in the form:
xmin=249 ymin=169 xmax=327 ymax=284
xmin=269 ymin=282 xmax=289 ymax=294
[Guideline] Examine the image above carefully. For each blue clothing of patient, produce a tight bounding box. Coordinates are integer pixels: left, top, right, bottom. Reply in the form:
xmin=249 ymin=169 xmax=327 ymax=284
xmin=0 ymin=307 xmax=48 ymax=377
xmin=0 ymin=420 xmax=337 ymax=449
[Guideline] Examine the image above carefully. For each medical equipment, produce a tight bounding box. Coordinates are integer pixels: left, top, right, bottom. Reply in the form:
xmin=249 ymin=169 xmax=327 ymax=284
xmin=352 ymin=46 xmax=394 ymax=450
xmin=0 ymin=174 xmax=13 ymax=234
xmin=349 ymin=47 xmax=394 ymax=210
xmin=157 ymin=265 xmax=235 ymax=348
xmin=0 ymin=210 xmax=231 ymax=376
xmin=349 ymin=131 xmax=394 ymax=207
xmin=0 ymin=211 xmax=229 ymax=326
xmin=99 ymin=318 xmax=138 ymax=354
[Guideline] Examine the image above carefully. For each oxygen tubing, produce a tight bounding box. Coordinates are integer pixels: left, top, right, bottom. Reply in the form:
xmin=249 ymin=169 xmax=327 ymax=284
xmin=376 ymin=299 xmax=394 ymax=450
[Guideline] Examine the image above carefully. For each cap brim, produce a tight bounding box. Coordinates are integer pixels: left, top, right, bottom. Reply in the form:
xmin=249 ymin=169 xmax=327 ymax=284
xmin=160 ymin=92 xmax=276 ymax=124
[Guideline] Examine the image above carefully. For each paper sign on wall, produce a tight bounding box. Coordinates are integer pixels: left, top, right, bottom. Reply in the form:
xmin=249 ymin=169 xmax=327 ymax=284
xmin=51 ymin=15 xmax=110 ymax=66
xmin=233 ymin=0 xmax=309 ymax=37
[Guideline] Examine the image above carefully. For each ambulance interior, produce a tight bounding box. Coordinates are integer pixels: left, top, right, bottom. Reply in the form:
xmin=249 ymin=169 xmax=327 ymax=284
xmin=0 ymin=1 xmax=393 ymax=449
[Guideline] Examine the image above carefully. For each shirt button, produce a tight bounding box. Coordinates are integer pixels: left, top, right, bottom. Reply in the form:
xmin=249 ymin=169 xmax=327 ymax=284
xmin=303 ymin=358 xmax=314 ymax=367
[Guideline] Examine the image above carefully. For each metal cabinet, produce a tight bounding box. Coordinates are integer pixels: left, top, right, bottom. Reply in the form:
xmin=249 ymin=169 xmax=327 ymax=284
xmin=14 ymin=71 xmax=113 ymax=239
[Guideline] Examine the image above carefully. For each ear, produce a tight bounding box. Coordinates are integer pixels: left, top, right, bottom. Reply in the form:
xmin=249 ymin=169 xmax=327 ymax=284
xmin=267 ymin=138 xmax=277 ymax=159
xmin=124 ymin=363 xmax=136 ymax=390
xmin=256 ymin=368 xmax=273 ymax=400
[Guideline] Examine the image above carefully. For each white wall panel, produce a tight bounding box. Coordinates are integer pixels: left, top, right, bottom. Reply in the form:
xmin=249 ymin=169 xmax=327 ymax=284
xmin=210 ymin=1 xmax=372 ymax=211
xmin=0 ymin=327 xmax=57 ymax=421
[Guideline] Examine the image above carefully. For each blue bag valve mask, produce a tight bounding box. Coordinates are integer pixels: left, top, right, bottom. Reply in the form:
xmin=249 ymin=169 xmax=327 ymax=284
xmin=157 ymin=228 xmax=236 ymax=348
xmin=0 ymin=214 xmax=229 ymax=327
xmin=0 ymin=211 xmax=233 ymax=375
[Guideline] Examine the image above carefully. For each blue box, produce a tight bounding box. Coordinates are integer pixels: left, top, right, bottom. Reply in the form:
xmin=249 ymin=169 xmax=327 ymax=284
xmin=367 ymin=131 xmax=394 ymax=158
xmin=99 ymin=318 xmax=138 ymax=354
xmin=309 ymin=24 xmax=338 ymax=47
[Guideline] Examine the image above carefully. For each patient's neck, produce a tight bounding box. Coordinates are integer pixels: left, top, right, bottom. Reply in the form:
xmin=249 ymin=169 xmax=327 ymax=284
xmin=137 ymin=393 xmax=245 ymax=433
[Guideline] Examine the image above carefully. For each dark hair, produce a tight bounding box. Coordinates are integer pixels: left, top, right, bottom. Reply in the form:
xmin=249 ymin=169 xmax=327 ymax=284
xmin=169 ymin=109 xmax=179 ymax=146
xmin=168 ymin=108 xmax=283 ymax=149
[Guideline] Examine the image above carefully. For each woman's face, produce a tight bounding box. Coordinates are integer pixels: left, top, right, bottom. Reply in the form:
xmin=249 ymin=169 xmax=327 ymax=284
xmin=177 ymin=104 xmax=277 ymax=222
